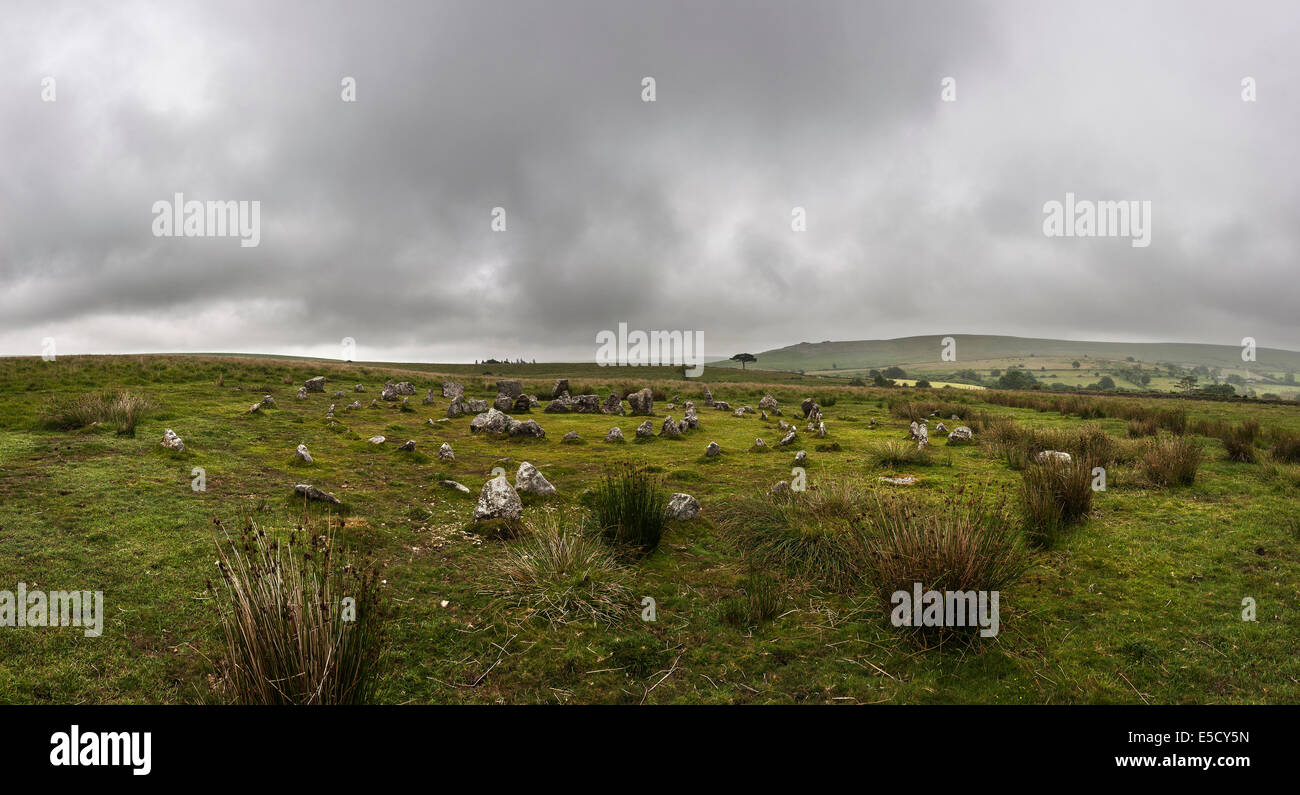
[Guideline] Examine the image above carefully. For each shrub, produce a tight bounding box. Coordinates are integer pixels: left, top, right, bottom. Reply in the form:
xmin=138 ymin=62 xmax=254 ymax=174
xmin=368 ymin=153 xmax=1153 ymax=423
xmin=485 ymin=518 xmax=633 ymax=626
xmin=210 ymin=518 xmax=386 ymax=705
xmin=1142 ymin=435 xmax=1203 ymax=486
xmin=1269 ymin=432 xmax=1300 ymax=464
xmin=1126 ymin=417 xmax=1158 ymax=437
xmin=1019 ymin=457 xmax=1094 ymax=546
xmin=856 ymin=492 xmax=1028 ymax=638
xmin=591 ymin=465 xmax=669 ymax=555
xmin=1221 ymin=424 xmax=1259 ymax=463
xmin=1156 ymin=408 xmax=1188 ymax=435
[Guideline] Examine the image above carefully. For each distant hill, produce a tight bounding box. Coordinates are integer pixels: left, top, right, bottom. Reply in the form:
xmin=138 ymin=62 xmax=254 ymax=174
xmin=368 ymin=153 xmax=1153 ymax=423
xmin=708 ymin=334 xmax=1300 ymax=395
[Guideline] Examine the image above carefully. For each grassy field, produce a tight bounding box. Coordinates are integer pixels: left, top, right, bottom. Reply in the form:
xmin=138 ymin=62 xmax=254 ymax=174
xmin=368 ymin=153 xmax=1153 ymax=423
xmin=1 ymin=353 xmax=1298 ymax=704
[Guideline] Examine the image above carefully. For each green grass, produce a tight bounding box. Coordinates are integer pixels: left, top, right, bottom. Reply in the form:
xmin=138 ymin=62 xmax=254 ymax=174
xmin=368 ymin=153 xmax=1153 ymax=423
xmin=0 ymin=353 xmax=1298 ymax=703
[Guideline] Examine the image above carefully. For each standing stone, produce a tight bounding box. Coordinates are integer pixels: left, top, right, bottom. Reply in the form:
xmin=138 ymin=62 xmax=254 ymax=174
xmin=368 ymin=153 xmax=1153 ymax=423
xmin=296 ymin=387 xmax=308 ymax=400
xmin=474 ymin=475 xmax=522 ymax=521
xmin=512 ymin=394 xmax=532 ymax=413
xmin=470 ymin=408 xmax=511 ymax=434
xmin=447 ymin=397 xmax=468 ymax=418
xmin=496 ymin=380 xmax=523 ymax=399
xmin=305 ymin=376 xmax=326 ymax=392
xmin=442 ymin=381 xmax=464 ymax=400
xmin=506 ymin=419 xmax=546 ymax=438
xmin=605 ymin=427 xmax=625 ymax=442
xmin=545 ymin=398 xmax=571 ymax=413
xmin=552 ymin=379 xmax=570 ymax=399
xmin=758 ymin=394 xmax=779 ymax=412
xmin=602 ymin=393 xmax=624 ymax=415
xmin=635 ymin=420 xmax=654 ymax=438
xmin=381 ymin=384 xmax=399 ymax=401
xmin=294 ymin=484 xmax=340 ymax=504
xmin=794 ymin=450 xmax=807 ymax=465
xmin=493 ymin=394 xmax=514 ymax=412
xmin=660 ymin=416 xmax=682 ymax=438
xmin=703 ymin=385 xmax=714 ymax=406
xmin=515 ymin=462 xmax=557 ymax=496
xmin=296 ymin=443 xmax=313 ymax=463
xmin=562 ymin=430 xmax=581 ymax=443
xmin=423 ymin=388 xmax=437 ymax=405
xmin=354 ymin=384 xmax=366 ymax=392
xmin=628 ymin=387 xmax=654 ymax=415
xmin=779 ymin=429 xmax=797 ymax=446
xmin=947 ymin=426 xmax=973 ymax=444
xmin=705 ymin=441 xmax=722 ymax=457
xmin=438 ymin=442 xmax=455 ymax=460
xmin=801 ymin=397 xmax=817 ymax=418
xmin=398 ymin=440 xmax=416 ymax=451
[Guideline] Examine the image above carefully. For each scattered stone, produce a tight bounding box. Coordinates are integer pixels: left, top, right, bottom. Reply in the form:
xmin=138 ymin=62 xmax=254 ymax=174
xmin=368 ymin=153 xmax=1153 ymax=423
xmin=438 ymin=442 xmax=455 ymax=460
xmin=466 ymin=399 xmax=489 ymax=412
xmin=753 ymin=437 xmax=768 ymax=450
xmin=779 ymin=429 xmax=797 ymax=446
xmin=760 ymin=410 xmax=768 ymax=420
xmin=470 ymin=408 xmax=511 ymax=434
xmin=936 ymin=422 xmax=948 ymax=434
xmin=635 ymin=420 xmax=654 ymax=438
xmin=296 ymin=387 xmax=308 ymax=400
xmin=947 ymin=426 xmax=973 ymax=444
xmin=260 ymin=394 xmax=276 ymax=408
xmin=447 ymin=397 xmax=468 ymax=418
xmin=602 ymin=393 xmax=624 ymax=415
xmin=732 ymin=407 xmax=746 ymax=417
xmin=515 ymin=461 xmax=557 ymax=495
xmin=665 ymin=493 xmax=700 ymax=521
xmin=705 ymin=441 xmax=721 ymax=457
xmin=758 ymin=394 xmax=779 ymax=412
xmin=346 ymin=400 xmax=361 ymax=410
xmin=506 ymin=418 xmax=546 ymax=438
xmin=879 ymin=476 xmax=917 ymax=486
xmin=801 ymin=397 xmax=817 ymax=417
xmin=422 ymin=388 xmax=437 ymax=405
xmin=394 ymin=381 xmax=416 ymax=395
xmin=770 ymin=480 xmax=791 ymax=495
xmin=572 ymin=394 xmax=601 ymax=413
xmin=1036 ymin=450 xmax=1072 ymax=464
xmin=816 ymin=422 xmax=827 ymax=439
xmin=794 ymin=449 xmax=807 ymax=465
xmin=713 ymin=400 xmax=732 ymax=411
xmin=660 ymin=416 xmax=682 ymax=438
xmin=381 ymin=384 xmax=400 ymax=401
xmin=368 ymin=435 xmax=385 ymax=444
xmin=296 ymin=443 xmax=313 ymax=463
xmin=562 ymin=431 xmax=581 ymax=443
xmin=493 ymin=394 xmax=514 ymax=412
xmin=628 ymin=387 xmax=655 ymax=415
xmin=546 ymin=397 xmax=572 ymax=413
xmin=332 ymin=390 xmax=346 ymax=399
xmin=474 ymin=475 xmax=522 ymax=521
xmin=512 ymin=394 xmax=533 ymax=413
xmin=605 ymin=427 xmax=625 ymax=442
xmin=355 ymin=384 xmax=366 ymax=392
xmin=161 ymin=428 xmax=185 ymax=452
xmin=305 ymin=376 xmax=326 ymax=392
xmin=441 ymin=479 xmax=470 ymax=493
xmin=398 ymin=440 xmax=416 ymax=452
xmin=552 ymin=379 xmax=570 ymax=399
xmin=294 ymin=483 xmax=340 ymax=503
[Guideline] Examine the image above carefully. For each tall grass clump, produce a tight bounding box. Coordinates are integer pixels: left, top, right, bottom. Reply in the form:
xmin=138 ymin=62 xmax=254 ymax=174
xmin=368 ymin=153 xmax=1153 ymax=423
xmin=209 ymin=518 xmax=386 ymax=705
xmin=717 ymin=570 xmax=784 ymax=628
xmin=1220 ymin=423 xmax=1259 ymax=463
xmin=1142 ymin=435 xmax=1203 ymax=486
xmin=866 ymin=440 xmax=933 ymax=468
xmin=485 ymin=517 xmax=633 ymax=626
xmin=1269 ymin=431 xmax=1300 ymax=464
xmin=856 ymin=490 xmax=1027 ymax=638
xmin=38 ymin=390 xmax=154 ymax=436
xmin=591 ymin=465 xmax=669 ymax=555
xmin=1127 ymin=416 xmax=1158 ymax=437
xmin=716 ymin=480 xmax=870 ymax=592
xmin=1018 ymin=456 xmax=1094 ymax=547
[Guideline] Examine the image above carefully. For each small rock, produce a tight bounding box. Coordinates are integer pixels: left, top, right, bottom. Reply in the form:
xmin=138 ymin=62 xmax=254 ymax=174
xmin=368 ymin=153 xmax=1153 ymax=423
xmin=635 ymin=420 xmax=654 ymax=438
xmin=398 ymin=440 xmax=416 ymax=452
xmin=705 ymin=441 xmax=721 ymax=457
xmin=441 ymin=480 xmax=470 ymax=493
xmin=515 ymin=461 xmax=557 ymax=495
xmin=794 ymin=450 xmax=807 ymax=465
xmin=294 ymin=483 xmax=340 ymax=503
xmin=628 ymin=387 xmax=654 ymax=415
xmin=1036 ymin=450 xmax=1072 ymax=464
xmin=770 ymin=480 xmax=791 ymax=495
xmin=879 ymin=476 xmax=917 ymax=486
xmin=665 ymin=493 xmax=700 ymax=520
xmin=562 ymin=431 xmax=581 ymax=443
xmin=161 ymin=429 xmax=185 ymax=452
xmin=295 ymin=443 xmax=313 ymax=463
xmin=605 ymin=427 xmax=625 ymax=442
xmin=368 ymin=435 xmax=386 ymax=444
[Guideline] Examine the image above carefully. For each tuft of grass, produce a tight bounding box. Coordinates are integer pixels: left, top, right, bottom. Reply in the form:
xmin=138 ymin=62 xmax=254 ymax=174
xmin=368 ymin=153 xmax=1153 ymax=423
xmin=38 ymin=390 xmax=154 ymax=436
xmin=717 ymin=480 xmax=870 ymax=591
xmin=1269 ymin=431 xmax=1300 ymax=464
xmin=485 ymin=517 xmax=634 ymax=626
xmin=1127 ymin=417 xmax=1158 ymax=438
xmin=855 ymin=491 xmax=1028 ymax=638
xmin=718 ymin=570 xmax=784 ymax=628
xmin=1019 ymin=456 xmax=1094 ymax=547
xmin=591 ymin=465 xmax=669 ymax=555
xmin=209 ymin=517 xmax=386 ymax=705
xmin=1142 ymin=435 xmax=1203 ymax=486
xmin=866 ymin=440 xmax=932 ymax=468
xmin=1221 ymin=424 xmax=1259 ymax=463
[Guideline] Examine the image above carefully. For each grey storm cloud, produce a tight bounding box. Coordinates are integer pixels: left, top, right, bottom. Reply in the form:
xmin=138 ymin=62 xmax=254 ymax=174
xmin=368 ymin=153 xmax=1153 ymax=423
xmin=1 ymin=0 xmax=1297 ymax=361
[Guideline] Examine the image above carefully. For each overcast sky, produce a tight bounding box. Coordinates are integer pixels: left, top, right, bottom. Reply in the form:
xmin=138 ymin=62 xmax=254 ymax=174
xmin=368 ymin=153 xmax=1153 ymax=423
xmin=2 ymin=0 xmax=1297 ymax=363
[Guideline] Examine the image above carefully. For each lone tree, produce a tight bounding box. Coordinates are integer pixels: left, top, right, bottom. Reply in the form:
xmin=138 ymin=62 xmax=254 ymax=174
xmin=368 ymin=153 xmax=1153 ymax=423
xmin=730 ymin=353 xmax=757 ymax=370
